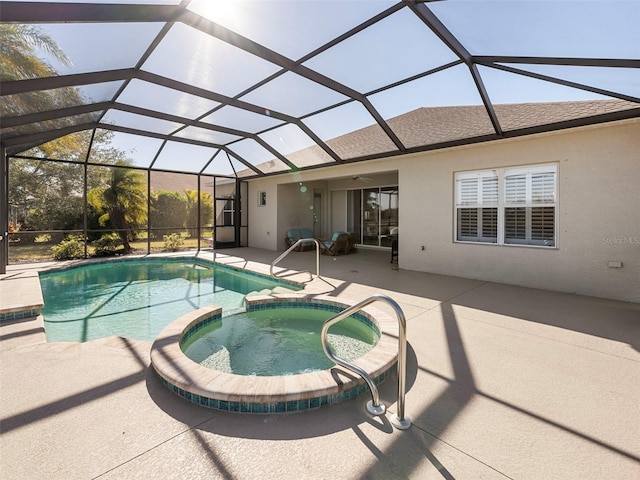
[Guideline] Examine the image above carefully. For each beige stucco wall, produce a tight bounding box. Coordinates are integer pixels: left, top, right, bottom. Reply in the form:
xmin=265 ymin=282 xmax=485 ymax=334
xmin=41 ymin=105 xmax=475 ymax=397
xmin=398 ymin=120 xmax=639 ymax=303
xmin=248 ymin=181 xmax=278 ymax=250
xmin=248 ymin=119 xmax=639 ymax=302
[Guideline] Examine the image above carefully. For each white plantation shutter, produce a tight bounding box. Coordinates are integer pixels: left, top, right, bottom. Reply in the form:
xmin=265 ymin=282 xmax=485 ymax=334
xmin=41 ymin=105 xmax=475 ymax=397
xmin=504 ymin=207 xmax=526 ymax=241
xmin=482 ymin=176 xmax=498 ymax=204
xmin=504 ymin=165 xmax=557 ymax=206
xmin=458 ymin=178 xmax=478 ymax=205
xmin=456 ymin=164 xmax=557 ymax=247
xmin=505 ymin=174 xmax=526 ymax=204
xmin=456 ymin=171 xmax=498 ymax=207
xmin=482 ymin=207 xmax=498 ymax=238
xmin=503 ymin=164 xmax=556 ymax=246
xmin=458 ymin=208 xmax=477 ymax=237
xmin=455 ymin=171 xmax=498 ymax=242
xmin=531 ymin=173 xmax=555 ymax=204
xmin=531 ymin=207 xmax=555 ymax=244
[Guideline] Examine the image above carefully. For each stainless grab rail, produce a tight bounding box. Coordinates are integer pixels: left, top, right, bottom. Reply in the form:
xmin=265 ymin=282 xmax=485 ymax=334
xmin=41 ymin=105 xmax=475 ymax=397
xmin=321 ymin=294 xmax=411 ymax=430
xmin=270 ymin=238 xmax=321 ymax=279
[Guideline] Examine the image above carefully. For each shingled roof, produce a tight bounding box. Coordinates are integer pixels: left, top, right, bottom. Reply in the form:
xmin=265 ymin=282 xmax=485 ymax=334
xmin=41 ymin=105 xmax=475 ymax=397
xmin=1 ymin=1 xmax=639 ymax=178
xmin=247 ymin=99 xmax=638 ymax=175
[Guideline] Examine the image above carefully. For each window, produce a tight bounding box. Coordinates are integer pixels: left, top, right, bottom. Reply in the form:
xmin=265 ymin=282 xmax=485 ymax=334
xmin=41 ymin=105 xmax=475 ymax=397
xmin=222 ymin=199 xmax=234 ymax=226
xmin=455 ymin=164 xmax=557 ymax=247
xmin=258 ymin=191 xmax=267 ymax=207
xmin=347 ymin=186 xmax=398 ymax=247
xmin=456 ymin=170 xmax=498 ymax=243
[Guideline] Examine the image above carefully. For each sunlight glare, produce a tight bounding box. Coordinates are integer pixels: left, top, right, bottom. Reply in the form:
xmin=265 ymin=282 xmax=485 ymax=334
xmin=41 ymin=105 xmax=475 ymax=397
xmin=188 ymin=0 xmax=243 ymax=28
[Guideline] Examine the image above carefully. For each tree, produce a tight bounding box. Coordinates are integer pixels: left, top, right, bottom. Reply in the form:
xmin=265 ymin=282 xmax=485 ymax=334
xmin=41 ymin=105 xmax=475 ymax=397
xmin=5 ymin=23 xmax=96 ymax=236
xmin=9 ymin=158 xmax=85 ymax=232
xmin=150 ymin=191 xmax=188 ymax=235
xmin=1 ymin=24 xmax=87 ymax=158
xmin=0 ymin=24 xmax=70 ymax=81
xmin=184 ymin=189 xmax=213 ymax=238
xmin=4 ymin=25 xmax=150 ymax=254
xmin=87 ymin=162 xmax=147 ymax=252
xmin=8 ymin=130 xmax=129 ymax=234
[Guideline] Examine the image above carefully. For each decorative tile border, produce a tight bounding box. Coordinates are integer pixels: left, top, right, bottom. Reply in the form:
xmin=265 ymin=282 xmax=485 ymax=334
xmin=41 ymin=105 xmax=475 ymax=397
xmin=0 ymin=308 xmax=41 ymax=323
xmin=156 ymin=366 xmax=394 ymax=414
xmin=181 ymin=310 xmax=223 ymax=346
xmin=151 ymin=296 xmax=399 ymax=414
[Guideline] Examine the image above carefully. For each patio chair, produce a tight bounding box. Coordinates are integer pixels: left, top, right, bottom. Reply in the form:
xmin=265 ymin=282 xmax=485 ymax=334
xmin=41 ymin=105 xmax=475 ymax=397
xmin=346 ymin=232 xmax=358 ymax=253
xmin=321 ymin=232 xmax=349 ymax=256
xmin=285 ymin=228 xmax=316 ymax=251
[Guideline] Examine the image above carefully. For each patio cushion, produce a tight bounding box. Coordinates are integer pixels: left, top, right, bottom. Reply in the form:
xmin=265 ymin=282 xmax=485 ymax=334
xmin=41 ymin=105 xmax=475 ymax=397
xmin=286 ymin=228 xmax=315 ymax=251
xmin=286 ymin=229 xmax=302 ymax=241
xmin=321 ymin=232 xmax=349 ymax=256
xmin=299 ymin=228 xmax=313 ymax=239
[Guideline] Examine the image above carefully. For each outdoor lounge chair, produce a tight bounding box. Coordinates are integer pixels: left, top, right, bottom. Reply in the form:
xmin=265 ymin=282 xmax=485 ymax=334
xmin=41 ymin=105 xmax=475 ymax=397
xmin=321 ymin=232 xmax=349 ymax=256
xmin=285 ymin=228 xmax=316 ymax=251
xmin=346 ymin=232 xmax=358 ymax=253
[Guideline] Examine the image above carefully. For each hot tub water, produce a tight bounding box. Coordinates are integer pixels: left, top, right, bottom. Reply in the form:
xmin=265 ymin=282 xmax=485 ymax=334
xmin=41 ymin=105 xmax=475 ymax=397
xmin=182 ymin=308 xmax=377 ymax=376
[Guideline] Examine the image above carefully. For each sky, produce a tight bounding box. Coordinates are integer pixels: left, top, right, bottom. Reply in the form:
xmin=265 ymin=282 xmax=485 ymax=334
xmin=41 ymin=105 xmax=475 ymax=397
xmin=12 ymin=0 xmax=640 ymax=172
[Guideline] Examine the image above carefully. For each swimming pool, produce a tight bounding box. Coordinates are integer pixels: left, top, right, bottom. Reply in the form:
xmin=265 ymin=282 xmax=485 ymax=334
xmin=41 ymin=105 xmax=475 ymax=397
xmin=39 ymin=257 xmax=301 ymax=342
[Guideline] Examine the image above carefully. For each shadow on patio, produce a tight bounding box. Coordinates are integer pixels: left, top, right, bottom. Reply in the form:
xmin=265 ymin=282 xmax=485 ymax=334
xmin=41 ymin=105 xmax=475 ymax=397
xmin=1 ymin=249 xmax=638 ymax=478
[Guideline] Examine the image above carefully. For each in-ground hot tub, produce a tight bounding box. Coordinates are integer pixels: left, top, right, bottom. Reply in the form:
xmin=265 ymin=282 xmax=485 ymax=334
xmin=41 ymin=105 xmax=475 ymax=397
xmin=151 ymin=295 xmax=398 ymax=414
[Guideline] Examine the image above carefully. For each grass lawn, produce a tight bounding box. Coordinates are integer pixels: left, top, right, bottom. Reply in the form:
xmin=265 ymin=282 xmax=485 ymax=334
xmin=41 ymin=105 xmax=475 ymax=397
xmin=8 ymin=237 xmax=211 ymax=264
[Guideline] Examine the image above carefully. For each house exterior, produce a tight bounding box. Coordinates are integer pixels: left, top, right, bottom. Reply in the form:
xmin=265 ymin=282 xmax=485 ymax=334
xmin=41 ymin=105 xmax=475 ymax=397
xmin=247 ymin=109 xmax=639 ymax=303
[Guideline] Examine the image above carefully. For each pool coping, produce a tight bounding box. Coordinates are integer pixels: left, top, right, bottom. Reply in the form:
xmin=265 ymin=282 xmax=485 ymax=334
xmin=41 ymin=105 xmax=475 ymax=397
xmin=150 ymin=294 xmax=399 ymax=413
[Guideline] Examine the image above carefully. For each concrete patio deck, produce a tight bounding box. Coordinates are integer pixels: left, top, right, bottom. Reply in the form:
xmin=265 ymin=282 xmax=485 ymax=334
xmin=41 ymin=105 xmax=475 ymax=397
xmin=1 ymin=248 xmax=638 ymax=479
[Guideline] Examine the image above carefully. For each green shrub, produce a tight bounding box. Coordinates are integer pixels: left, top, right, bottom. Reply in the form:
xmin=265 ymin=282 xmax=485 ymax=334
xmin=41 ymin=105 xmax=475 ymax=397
xmin=34 ymin=233 xmax=52 ymax=243
xmin=163 ymin=233 xmax=184 ymax=252
xmin=92 ymin=233 xmax=122 ymax=256
xmin=51 ymin=235 xmax=85 ymax=260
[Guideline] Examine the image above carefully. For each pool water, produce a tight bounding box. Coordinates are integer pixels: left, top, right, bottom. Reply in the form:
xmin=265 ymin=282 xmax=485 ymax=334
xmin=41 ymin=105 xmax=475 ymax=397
xmin=182 ymin=308 xmax=379 ymax=376
xmin=39 ymin=259 xmax=299 ymax=342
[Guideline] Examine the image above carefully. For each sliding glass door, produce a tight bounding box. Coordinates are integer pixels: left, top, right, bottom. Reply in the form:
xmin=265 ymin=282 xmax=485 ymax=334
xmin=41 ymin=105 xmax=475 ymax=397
xmin=347 ymin=186 xmax=398 ymax=247
xmin=379 ymin=186 xmax=399 ymax=247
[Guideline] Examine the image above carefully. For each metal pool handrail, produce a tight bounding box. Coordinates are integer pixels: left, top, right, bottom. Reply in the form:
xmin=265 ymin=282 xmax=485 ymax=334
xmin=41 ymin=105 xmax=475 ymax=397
xmin=321 ymin=294 xmax=411 ymax=430
xmin=270 ymin=238 xmax=321 ymax=279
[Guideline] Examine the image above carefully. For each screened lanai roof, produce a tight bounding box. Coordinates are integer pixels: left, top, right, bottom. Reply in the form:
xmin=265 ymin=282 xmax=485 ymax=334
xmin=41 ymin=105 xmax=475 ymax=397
xmin=1 ymin=0 xmax=639 ymax=178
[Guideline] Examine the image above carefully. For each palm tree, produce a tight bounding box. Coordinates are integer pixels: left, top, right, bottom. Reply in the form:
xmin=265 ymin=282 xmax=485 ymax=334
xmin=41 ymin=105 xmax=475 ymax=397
xmin=0 ymin=24 xmax=86 ymax=158
xmin=88 ymin=163 xmax=147 ymax=252
xmin=0 ymin=24 xmax=71 ymax=81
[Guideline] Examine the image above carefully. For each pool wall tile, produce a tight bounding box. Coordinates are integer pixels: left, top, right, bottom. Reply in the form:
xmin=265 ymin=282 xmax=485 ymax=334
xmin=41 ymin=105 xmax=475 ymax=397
xmin=0 ymin=308 xmax=41 ymax=322
xmin=156 ymin=367 xmax=395 ymax=415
